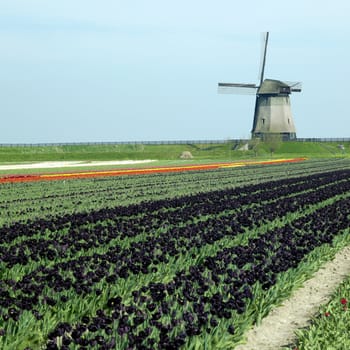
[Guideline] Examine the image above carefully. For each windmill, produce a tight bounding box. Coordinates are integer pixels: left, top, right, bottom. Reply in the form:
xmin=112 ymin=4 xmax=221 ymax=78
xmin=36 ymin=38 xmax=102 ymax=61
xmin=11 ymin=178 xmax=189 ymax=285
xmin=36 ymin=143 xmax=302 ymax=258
xmin=218 ymin=32 xmax=302 ymax=140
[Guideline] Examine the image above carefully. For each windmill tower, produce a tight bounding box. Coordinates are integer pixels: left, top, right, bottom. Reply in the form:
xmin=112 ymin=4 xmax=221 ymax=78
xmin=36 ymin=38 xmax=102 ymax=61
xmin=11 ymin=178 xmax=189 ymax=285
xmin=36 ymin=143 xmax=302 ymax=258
xmin=218 ymin=32 xmax=302 ymax=140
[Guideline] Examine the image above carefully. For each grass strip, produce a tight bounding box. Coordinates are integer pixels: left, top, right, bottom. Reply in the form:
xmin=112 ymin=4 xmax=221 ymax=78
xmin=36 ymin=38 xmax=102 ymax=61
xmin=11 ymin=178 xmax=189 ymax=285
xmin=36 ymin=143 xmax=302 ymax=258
xmin=287 ymin=268 xmax=350 ymax=350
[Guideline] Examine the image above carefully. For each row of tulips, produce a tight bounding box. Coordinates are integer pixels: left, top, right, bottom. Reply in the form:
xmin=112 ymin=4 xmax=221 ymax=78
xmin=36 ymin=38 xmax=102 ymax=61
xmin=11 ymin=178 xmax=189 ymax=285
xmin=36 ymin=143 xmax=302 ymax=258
xmin=1 ymin=158 xmax=348 ymax=227
xmin=0 ymin=158 xmax=308 ymax=184
xmin=41 ymin=194 xmax=350 ymax=350
xmin=2 ymin=168 xmax=348 ymax=245
xmin=1 ymin=170 xmax=348 ymax=286
xmin=0 ymin=167 xmax=349 ymax=348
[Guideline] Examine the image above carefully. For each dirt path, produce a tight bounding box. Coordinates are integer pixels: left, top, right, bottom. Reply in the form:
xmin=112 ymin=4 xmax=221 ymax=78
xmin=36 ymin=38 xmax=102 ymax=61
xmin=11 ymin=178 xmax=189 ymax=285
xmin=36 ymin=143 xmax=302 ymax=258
xmin=235 ymin=245 xmax=350 ymax=350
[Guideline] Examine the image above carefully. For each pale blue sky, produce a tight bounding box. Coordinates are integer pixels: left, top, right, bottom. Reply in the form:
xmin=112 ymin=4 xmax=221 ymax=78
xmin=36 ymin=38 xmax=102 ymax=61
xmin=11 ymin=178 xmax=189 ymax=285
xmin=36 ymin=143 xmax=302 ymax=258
xmin=1 ymin=0 xmax=349 ymax=143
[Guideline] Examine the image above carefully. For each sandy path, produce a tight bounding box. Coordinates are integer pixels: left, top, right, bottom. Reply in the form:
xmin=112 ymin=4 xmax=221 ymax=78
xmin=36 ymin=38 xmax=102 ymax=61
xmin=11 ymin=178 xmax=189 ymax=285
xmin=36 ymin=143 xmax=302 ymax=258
xmin=0 ymin=160 xmax=156 ymax=171
xmin=235 ymin=245 xmax=350 ymax=349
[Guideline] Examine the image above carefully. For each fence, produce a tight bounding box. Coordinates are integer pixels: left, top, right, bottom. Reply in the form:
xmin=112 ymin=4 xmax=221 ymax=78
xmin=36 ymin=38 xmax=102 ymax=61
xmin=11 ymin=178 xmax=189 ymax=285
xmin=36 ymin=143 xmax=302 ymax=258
xmin=0 ymin=138 xmax=349 ymax=147
xmin=0 ymin=140 xmax=242 ymax=147
xmin=293 ymin=138 xmax=350 ymax=143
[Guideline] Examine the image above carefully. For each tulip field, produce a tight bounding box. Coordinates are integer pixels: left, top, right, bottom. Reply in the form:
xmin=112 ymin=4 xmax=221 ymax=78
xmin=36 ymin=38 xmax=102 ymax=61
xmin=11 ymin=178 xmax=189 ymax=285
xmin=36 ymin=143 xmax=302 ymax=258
xmin=0 ymin=158 xmax=350 ymax=349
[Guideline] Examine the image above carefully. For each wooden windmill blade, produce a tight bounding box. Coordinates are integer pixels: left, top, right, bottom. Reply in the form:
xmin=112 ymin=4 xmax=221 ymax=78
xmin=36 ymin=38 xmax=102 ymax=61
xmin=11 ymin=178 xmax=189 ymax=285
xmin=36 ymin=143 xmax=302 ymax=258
xmin=258 ymin=32 xmax=269 ymax=86
xmin=283 ymin=81 xmax=302 ymax=92
xmin=217 ymin=32 xmax=269 ymax=96
xmin=218 ymin=83 xmax=258 ymax=95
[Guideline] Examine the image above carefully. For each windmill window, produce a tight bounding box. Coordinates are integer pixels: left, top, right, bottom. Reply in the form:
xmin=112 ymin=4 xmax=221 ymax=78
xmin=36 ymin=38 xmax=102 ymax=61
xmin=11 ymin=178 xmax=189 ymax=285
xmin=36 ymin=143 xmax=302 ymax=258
xmin=288 ymin=119 xmax=290 ymax=124
xmin=262 ymin=118 xmax=265 ymax=125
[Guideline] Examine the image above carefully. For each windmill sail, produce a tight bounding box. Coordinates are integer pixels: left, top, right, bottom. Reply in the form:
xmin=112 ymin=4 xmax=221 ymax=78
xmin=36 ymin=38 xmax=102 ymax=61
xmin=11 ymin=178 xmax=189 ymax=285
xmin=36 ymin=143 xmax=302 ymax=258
xmin=258 ymin=32 xmax=269 ymax=86
xmin=218 ymin=83 xmax=257 ymax=95
xmin=283 ymin=81 xmax=302 ymax=92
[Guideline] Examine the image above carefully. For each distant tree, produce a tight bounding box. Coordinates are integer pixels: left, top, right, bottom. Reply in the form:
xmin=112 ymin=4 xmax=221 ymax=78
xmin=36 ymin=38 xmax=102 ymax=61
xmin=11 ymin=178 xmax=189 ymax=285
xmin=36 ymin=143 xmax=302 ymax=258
xmin=263 ymin=133 xmax=282 ymax=156
xmin=249 ymin=137 xmax=261 ymax=157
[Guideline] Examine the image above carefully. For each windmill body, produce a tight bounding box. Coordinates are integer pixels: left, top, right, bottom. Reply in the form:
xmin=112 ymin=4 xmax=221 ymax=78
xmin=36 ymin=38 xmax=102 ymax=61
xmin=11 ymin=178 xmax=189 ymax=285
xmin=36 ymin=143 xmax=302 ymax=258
xmin=218 ymin=33 xmax=301 ymax=140
xmin=252 ymin=79 xmax=298 ymax=140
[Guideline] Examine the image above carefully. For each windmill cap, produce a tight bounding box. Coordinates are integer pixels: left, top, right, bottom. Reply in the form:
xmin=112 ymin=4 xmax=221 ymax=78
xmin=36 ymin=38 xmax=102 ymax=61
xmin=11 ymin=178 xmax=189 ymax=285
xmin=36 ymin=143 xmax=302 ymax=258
xmin=258 ymin=79 xmax=301 ymax=94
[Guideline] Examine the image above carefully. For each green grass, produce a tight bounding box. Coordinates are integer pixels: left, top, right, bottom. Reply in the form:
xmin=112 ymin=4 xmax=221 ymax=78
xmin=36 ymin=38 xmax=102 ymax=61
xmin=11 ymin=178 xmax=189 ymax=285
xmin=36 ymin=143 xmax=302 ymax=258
xmin=277 ymin=141 xmax=349 ymax=157
xmin=0 ymin=143 xmax=235 ymax=163
xmin=287 ymin=275 xmax=350 ymax=350
xmin=0 ymin=141 xmax=348 ymax=165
